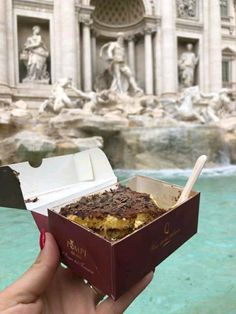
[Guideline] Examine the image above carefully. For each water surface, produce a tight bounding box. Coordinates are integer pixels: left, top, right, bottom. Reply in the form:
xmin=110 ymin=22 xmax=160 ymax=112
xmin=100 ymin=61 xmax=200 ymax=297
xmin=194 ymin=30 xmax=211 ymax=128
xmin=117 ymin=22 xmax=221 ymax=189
xmin=0 ymin=168 xmax=236 ymax=314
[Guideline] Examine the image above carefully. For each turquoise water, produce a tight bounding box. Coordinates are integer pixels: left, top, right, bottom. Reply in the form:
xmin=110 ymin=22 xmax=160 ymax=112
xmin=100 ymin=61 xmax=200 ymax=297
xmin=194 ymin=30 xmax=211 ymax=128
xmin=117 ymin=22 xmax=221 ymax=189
xmin=0 ymin=168 xmax=236 ymax=314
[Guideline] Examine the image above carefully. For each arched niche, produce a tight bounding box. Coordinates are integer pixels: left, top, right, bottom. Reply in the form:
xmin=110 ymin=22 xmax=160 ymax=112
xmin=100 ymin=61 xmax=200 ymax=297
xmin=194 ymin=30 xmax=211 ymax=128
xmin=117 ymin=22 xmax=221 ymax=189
xmin=17 ymin=16 xmax=51 ymax=84
xmin=91 ymin=0 xmax=145 ymax=27
xmin=86 ymin=0 xmax=157 ymax=91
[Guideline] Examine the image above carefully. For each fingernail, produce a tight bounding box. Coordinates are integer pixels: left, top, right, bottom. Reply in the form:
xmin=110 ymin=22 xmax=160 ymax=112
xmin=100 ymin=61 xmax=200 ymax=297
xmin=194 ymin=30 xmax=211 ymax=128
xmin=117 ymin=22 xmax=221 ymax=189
xmin=39 ymin=229 xmax=46 ymax=250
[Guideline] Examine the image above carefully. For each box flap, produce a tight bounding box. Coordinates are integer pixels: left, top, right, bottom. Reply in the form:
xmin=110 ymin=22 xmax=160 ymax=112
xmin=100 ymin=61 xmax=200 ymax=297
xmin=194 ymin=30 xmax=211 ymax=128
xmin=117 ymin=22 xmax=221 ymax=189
xmin=0 ymin=166 xmax=26 ymax=210
xmin=1 ymin=148 xmax=117 ymax=214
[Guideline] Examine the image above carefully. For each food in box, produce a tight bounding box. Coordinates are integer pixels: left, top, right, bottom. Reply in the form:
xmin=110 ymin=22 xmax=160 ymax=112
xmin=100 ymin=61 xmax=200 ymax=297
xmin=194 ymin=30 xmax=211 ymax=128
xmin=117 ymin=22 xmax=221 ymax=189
xmin=0 ymin=148 xmax=200 ymax=300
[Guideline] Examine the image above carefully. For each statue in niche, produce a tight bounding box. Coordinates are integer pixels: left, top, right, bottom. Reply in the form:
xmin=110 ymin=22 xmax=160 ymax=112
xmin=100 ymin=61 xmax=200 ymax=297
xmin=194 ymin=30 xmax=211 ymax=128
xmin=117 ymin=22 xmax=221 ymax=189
xmin=99 ymin=32 xmax=143 ymax=96
xmin=177 ymin=0 xmax=197 ymax=18
xmin=178 ymin=43 xmax=199 ymax=88
xmin=20 ymin=25 xmax=49 ymax=84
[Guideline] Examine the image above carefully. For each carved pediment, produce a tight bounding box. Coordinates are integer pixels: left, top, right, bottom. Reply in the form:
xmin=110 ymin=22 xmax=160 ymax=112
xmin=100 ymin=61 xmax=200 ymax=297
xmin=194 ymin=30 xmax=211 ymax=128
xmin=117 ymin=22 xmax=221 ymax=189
xmin=222 ymin=47 xmax=236 ymax=57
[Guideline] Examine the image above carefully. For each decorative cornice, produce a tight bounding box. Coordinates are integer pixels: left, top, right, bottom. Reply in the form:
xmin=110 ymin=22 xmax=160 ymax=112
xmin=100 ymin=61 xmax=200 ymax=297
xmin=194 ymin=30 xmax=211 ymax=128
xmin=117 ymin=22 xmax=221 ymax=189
xmin=143 ymin=15 xmax=159 ymax=24
xmin=77 ymin=4 xmax=95 ymax=15
xmin=222 ymin=34 xmax=236 ymax=41
xmin=176 ymin=20 xmax=203 ymax=32
xmin=90 ymin=14 xmax=159 ymax=39
xmin=13 ymin=0 xmax=53 ymax=12
xmin=221 ymin=19 xmax=235 ymax=35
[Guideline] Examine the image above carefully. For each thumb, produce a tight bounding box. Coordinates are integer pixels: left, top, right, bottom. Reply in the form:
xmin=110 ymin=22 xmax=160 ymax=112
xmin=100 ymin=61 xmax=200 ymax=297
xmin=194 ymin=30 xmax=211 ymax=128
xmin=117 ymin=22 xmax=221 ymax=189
xmin=6 ymin=232 xmax=60 ymax=302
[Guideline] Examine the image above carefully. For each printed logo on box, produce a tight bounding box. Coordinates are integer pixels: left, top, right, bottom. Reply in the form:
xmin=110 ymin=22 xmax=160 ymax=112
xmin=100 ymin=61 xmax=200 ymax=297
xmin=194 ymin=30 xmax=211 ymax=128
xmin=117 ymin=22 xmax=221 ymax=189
xmin=67 ymin=239 xmax=87 ymax=260
xmin=164 ymin=222 xmax=170 ymax=235
xmin=63 ymin=239 xmax=96 ymax=275
xmin=150 ymin=222 xmax=181 ymax=252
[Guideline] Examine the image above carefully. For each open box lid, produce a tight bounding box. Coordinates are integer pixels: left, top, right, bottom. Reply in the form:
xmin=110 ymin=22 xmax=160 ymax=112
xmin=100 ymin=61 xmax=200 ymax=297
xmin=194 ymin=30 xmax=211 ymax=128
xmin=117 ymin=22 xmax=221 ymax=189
xmin=0 ymin=148 xmax=117 ymax=215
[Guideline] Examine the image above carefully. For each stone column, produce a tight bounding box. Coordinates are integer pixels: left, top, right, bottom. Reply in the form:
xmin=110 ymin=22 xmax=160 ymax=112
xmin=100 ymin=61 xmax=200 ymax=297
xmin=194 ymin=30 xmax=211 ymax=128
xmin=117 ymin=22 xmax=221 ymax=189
xmin=54 ymin=0 xmax=77 ymax=84
xmin=0 ymin=0 xmax=9 ymax=92
xmin=6 ymin=0 xmax=15 ymax=86
xmin=81 ymin=16 xmax=92 ymax=92
xmin=208 ymin=0 xmax=222 ymax=92
xmin=127 ymin=35 xmax=135 ymax=76
xmin=153 ymin=31 xmax=161 ymax=96
xmin=60 ymin=0 xmax=77 ymax=84
xmin=161 ymin=0 xmax=178 ymax=96
xmin=202 ymin=0 xmax=210 ymax=92
xmin=75 ymin=11 xmax=81 ymax=89
xmin=144 ymin=28 xmax=154 ymax=95
xmin=91 ymin=31 xmax=97 ymax=85
xmin=53 ymin=0 xmax=62 ymax=80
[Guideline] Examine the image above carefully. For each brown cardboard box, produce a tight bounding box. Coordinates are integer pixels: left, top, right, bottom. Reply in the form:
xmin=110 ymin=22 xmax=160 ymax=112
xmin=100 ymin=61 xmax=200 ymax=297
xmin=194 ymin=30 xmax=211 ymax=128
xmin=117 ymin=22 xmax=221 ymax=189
xmin=0 ymin=149 xmax=200 ymax=300
xmin=48 ymin=175 xmax=199 ymax=299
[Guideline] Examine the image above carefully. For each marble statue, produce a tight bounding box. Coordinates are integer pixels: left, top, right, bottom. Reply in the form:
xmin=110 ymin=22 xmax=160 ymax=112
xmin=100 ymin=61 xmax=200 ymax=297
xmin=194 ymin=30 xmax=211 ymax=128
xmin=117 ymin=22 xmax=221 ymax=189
xmin=99 ymin=32 xmax=143 ymax=95
xmin=39 ymin=78 xmax=112 ymax=115
xmin=177 ymin=86 xmax=204 ymax=122
xmin=20 ymin=25 xmax=49 ymax=83
xmin=72 ymin=86 xmax=142 ymax=116
xmin=200 ymin=89 xmax=232 ymax=123
xmin=177 ymin=0 xmax=197 ymax=18
xmin=39 ymin=78 xmax=73 ymax=113
xmin=178 ymin=43 xmax=199 ymax=88
xmin=70 ymin=85 xmax=101 ymax=114
xmin=177 ymin=86 xmax=234 ymax=123
xmin=38 ymin=73 xmax=234 ymax=128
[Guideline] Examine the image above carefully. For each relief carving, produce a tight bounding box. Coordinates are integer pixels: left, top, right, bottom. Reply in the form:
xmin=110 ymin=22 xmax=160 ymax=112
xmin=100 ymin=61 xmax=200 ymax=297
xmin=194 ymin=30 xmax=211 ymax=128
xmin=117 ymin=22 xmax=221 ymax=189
xmin=177 ymin=0 xmax=197 ymax=18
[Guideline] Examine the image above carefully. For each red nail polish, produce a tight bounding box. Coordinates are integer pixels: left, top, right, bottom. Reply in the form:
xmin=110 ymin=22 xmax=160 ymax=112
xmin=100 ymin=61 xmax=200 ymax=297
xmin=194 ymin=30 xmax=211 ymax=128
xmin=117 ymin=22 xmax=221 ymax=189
xmin=39 ymin=229 xmax=46 ymax=250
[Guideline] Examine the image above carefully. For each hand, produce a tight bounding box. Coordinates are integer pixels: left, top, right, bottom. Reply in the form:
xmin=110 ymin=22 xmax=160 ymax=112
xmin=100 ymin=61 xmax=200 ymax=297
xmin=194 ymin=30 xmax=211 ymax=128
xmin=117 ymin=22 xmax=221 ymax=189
xmin=0 ymin=233 xmax=153 ymax=314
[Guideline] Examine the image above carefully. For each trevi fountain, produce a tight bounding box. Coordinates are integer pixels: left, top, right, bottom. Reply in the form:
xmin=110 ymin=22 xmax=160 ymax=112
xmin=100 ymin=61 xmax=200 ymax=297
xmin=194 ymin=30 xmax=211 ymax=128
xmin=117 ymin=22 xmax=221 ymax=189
xmin=0 ymin=0 xmax=236 ymax=170
xmin=0 ymin=2 xmax=236 ymax=314
xmin=0 ymin=30 xmax=236 ymax=169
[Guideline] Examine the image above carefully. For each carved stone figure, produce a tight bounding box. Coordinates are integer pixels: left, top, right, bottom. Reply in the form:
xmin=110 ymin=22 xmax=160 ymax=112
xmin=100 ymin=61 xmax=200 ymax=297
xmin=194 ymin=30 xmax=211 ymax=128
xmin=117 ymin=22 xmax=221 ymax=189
xmin=70 ymin=85 xmax=99 ymax=114
xmin=99 ymin=32 xmax=143 ymax=95
xmin=178 ymin=43 xmax=199 ymax=88
xmin=177 ymin=0 xmax=197 ymax=18
xmin=72 ymin=86 xmax=141 ymax=116
xmin=177 ymin=87 xmax=234 ymax=123
xmin=20 ymin=25 xmax=49 ymax=83
xmin=177 ymin=86 xmax=204 ymax=122
xmin=40 ymin=79 xmax=110 ymax=115
xmin=200 ymin=89 xmax=232 ymax=122
xmin=39 ymin=78 xmax=73 ymax=113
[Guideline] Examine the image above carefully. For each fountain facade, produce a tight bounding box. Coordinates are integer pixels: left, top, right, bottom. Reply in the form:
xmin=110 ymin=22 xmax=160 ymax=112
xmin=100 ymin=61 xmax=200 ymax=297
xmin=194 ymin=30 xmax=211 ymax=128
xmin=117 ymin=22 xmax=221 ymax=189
xmin=0 ymin=0 xmax=236 ymax=168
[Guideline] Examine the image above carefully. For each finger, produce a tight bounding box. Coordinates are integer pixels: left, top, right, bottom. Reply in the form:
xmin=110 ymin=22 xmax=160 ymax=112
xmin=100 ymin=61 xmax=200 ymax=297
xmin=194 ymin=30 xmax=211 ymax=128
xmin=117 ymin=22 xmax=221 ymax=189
xmin=89 ymin=285 xmax=105 ymax=304
xmin=97 ymin=271 xmax=153 ymax=314
xmin=6 ymin=233 xmax=60 ymax=303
